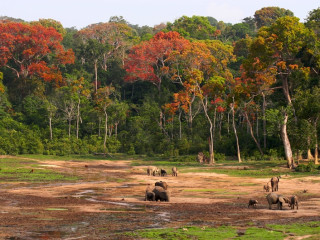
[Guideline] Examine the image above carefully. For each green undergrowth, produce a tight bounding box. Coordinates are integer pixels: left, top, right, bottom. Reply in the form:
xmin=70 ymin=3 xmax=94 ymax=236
xmin=124 ymin=221 xmax=320 ymax=240
xmin=0 ymin=157 xmax=78 ymax=182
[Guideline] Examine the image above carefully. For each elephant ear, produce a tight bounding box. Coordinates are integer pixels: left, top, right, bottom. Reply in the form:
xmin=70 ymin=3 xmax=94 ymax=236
xmin=279 ymin=196 xmax=286 ymax=203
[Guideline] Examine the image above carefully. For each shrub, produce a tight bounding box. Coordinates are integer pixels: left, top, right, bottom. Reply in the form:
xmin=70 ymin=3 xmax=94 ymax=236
xmin=127 ymin=144 xmax=135 ymax=155
xmin=295 ymin=162 xmax=318 ymax=172
xmin=215 ymin=152 xmax=226 ymax=161
xmin=106 ymin=136 xmax=121 ymax=153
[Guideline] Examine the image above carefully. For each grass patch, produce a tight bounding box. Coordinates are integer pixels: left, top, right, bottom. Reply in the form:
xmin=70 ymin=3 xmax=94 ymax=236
xmin=236 ymin=183 xmax=259 ymax=186
xmin=238 ymin=227 xmax=285 ymax=239
xmin=45 ymin=208 xmax=68 ymax=211
xmin=126 ymin=226 xmax=237 ymax=240
xmin=125 ymin=223 xmax=320 ymax=240
xmin=0 ymin=157 xmax=78 ymax=182
xmin=268 ymin=221 xmax=320 ymax=236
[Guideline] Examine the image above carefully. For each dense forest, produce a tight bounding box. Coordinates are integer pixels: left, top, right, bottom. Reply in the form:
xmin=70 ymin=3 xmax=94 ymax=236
xmin=0 ymin=6 xmax=320 ymax=168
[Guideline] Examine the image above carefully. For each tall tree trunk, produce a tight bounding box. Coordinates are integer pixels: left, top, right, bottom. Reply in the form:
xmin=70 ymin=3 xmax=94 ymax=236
xmin=244 ymin=111 xmax=263 ymax=155
xmin=200 ymin=96 xmax=215 ymax=164
xmin=94 ymin=59 xmax=98 ymax=93
xmin=231 ymin=100 xmax=241 ymax=163
xmin=219 ymin=113 xmax=223 ymax=140
xmin=307 ymin=137 xmax=314 ymax=160
xmin=307 ymin=149 xmax=314 ymax=160
xmin=227 ymin=111 xmax=230 ymax=135
xmin=49 ymin=117 xmax=53 ymax=140
xmin=115 ymin=123 xmax=118 ymax=138
xmin=280 ymin=113 xmax=294 ymax=168
xmin=76 ymin=98 xmax=80 ymax=140
xmin=171 ymin=114 xmax=174 ymax=140
xmin=296 ymin=150 xmax=302 ymax=165
xmin=68 ymin=119 xmax=71 ymax=138
xmin=98 ymin=117 xmax=101 ymax=137
xmin=281 ymin=77 xmax=295 ymax=168
xmin=179 ymin=110 xmax=182 ymax=140
xmin=256 ymin=111 xmax=259 ymax=138
xmin=213 ymin=107 xmax=217 ymax=137
xmin=262 ymin=92 xmax=267 ymax=149
xmin=103 ymin=111 xmax=108 ymax=153
xmin=315 ymin=121 xmax=319 ymax=164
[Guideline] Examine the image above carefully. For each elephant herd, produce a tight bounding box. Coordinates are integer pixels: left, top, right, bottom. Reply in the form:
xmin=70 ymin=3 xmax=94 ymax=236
xmin=260 ymin=175 xmax=299 ymax=210
xmin=144 ymin=182 xmax=170 ymax=202
xmin=266 ymin=192 xmax=299 ymax=210
xmin=144 ymin=166 xmax=178 ymax=202
xmin=146 ymin=166 xmax=178 ymax=177
xmin=144 ymin=167 xmax=299 ymax=210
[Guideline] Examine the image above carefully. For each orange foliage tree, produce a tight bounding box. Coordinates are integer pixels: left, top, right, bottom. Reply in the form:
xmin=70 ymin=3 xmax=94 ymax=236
xmin=124 ymin=31 xmax=190 ymax=91
xmin=169 ymin=40 xmax=235 ymax=164
xmin=0 ymin=22 xmax=74 ymax=91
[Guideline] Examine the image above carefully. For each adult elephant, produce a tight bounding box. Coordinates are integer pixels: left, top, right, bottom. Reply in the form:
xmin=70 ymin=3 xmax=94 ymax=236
xmin=266 ymin=192 xmax=288 ymax=210
xmin=172 ymin=167 xmax=178 ymax=177
xmin=271 ymin=176 xmax=280 ymax=192
xmin=152 ymin=186 xmax=170 ymax=202
xmin=155 ymin=181 xmax=168 ymax=190
xmin=147 ymin=166 xmax=159 ymax=176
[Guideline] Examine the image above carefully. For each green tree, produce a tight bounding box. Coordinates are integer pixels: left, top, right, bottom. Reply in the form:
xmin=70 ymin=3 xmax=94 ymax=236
xmin=294 ymin=87 xmax=320 ymax=164
xmin=95 ymin=86 xmax=115 ymax=152
xmin=254 ymin=7 xmax=294 ymax=29
xmin=31 ymin=18 xmax=66 ymax=36
xmin=166 ymin=16 xmax=217 ymax=40
xmin=244 ymin=16 xmax=313 ymax=168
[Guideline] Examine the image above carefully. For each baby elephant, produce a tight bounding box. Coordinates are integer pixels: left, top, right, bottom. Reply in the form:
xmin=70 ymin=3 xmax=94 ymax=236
xmin=160 ymin=169 xmax=167 ymax=177
xmin=172 ymin=167 xmax=178 ymax=177
xmin=288 ymin=195 xmax=299 ymax=210
xmin=248 ymin=199 xmax=258 ymax=208
xmin=270 ymin=176 xmax=281 ymax=192
xmin=144 ymin=184 xmax=155 ymax=201
xmin=263 ymin=182 xmax=270 ymax=192
xmin=155 ymin=181 xmax=168 ymax=190
xmin=145 ymin=191 xmax=155 ymax=201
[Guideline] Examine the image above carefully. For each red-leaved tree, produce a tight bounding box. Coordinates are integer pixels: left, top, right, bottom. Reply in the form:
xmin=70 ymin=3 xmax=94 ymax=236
xmin=0 ymin=22 xmax=74 ymax=95
xmin=124 ymin=31 xmax=190 ymax=91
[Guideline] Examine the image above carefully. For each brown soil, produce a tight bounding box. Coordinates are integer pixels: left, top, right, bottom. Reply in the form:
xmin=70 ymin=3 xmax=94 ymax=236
xmin=0 ymin=157 xmax=319 ymax=239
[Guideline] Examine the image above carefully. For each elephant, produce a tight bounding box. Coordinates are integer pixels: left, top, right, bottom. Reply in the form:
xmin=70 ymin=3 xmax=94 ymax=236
xmin=145 ymin=191 xmax=155 ymax=201
xmin=248 ymin=199 xmax=258 ymax=208
xmin=144 ymin=184 xmax=155 ymax=201
xmin=160 ymin=169 xmax=167 ymax=177
xmin=271 ymin=176 xmax=281 ymax=192
xmin=152 ymin=186 xmax=170 ymax=202
xmin=147 ymin=166 xmax=159 ymax=176
xmin=263 ymin=181 xmax=271 ymax=192
xmin=172 ymin=167 xmax=178 ymax=177
xmin=155 ymin=181 xmax=168 ymax=190
xmin=288 ymin=195 xmax=298 ymax=210
xmin=266 ymin=192 xmax=289 ymax=210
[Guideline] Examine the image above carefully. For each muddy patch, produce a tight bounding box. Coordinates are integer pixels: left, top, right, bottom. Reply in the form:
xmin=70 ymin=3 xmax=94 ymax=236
xmin=0 ymin=157 xmax=319 ymax=239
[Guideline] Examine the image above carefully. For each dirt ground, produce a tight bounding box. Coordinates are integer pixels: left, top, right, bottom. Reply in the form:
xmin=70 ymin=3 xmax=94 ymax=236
xmin=0 ymin=157 xmax=319 ymax=239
